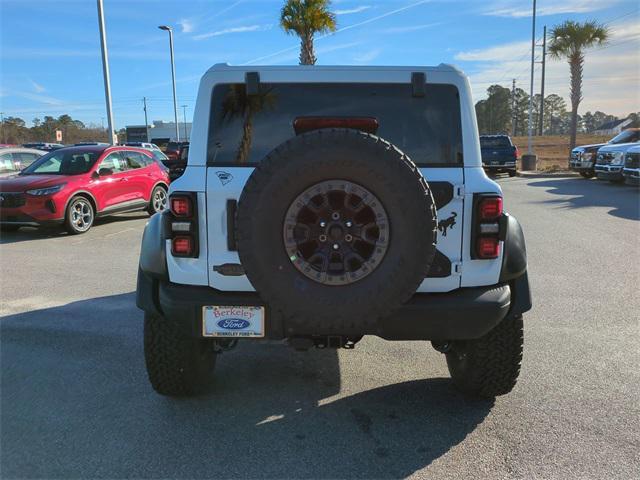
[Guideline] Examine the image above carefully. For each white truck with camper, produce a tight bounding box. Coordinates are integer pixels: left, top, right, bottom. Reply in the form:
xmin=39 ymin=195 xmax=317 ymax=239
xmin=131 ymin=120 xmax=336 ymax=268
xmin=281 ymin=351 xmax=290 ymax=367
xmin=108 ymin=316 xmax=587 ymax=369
xmin=136 ymin=64 xmax=532 ymax=398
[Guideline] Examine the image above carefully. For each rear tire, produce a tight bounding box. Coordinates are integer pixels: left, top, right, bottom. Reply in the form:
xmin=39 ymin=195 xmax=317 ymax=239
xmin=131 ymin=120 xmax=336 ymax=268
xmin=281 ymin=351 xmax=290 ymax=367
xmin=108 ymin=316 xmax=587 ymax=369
xmin=579 ymin=171 xmax=594 ymax=179
xmin=147 ymin=185 xmax=168 ymax=216
xmin=508 ymin=170 xmax=517 ymax=177
xmin=445 ymin=313 xmax=523 ymax=398
xmin=144 ymin=312 xmax=217 ymax=396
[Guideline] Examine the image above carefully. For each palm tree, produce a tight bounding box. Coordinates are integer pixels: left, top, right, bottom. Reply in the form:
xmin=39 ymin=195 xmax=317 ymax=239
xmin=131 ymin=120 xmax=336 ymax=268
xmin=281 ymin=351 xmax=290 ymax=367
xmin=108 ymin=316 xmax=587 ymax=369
xmin=221 ymin=85 xmax=276 ymax=164
xmin=280 ymin=0 xmax=337 ymax=65
xmin=548 ymin=20 xmax=609 ymax=151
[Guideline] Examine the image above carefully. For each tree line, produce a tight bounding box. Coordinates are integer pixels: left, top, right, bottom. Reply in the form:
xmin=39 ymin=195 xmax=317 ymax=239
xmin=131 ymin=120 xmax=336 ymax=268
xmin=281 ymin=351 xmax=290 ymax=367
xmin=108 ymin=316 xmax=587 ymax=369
xmin=0 ymin=115 xmax=109 ymax=145
xmin=475 ymin=84 xmax=638 ymax=137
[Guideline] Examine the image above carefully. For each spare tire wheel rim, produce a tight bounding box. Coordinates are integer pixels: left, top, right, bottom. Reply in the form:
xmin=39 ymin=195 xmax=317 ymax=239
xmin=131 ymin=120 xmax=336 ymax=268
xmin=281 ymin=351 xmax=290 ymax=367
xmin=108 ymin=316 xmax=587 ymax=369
xmin=283 ymin=180 xmax=389 ymax=286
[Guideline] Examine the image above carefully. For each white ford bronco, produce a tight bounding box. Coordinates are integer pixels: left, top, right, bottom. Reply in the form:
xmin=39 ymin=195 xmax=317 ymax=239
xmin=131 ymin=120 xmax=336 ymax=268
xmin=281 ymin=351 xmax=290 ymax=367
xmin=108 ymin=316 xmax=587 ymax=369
xmin=137 ymin=64 xmax=532 ymax=398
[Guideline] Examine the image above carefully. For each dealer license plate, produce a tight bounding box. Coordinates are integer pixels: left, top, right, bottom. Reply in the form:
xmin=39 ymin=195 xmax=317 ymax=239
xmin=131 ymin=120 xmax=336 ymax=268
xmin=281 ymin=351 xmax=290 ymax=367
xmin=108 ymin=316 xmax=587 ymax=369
xmin=202 ymin=306 xmax=265 ymax=338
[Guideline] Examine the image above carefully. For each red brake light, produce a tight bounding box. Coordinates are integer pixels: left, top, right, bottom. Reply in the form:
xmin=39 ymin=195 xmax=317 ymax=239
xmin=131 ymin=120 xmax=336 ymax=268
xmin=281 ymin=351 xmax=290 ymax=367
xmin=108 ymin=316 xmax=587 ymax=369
xmin=171 ymin=196 xmax=192 ymax=217
xmin=477 ymin=237 xmax=500 ymax=259
xmin=172 ymin=236 xmax=193 ymax=256
xmin=479 ymin=197 xmax=503 ymax=220
xmin=293 ymin=117 xmax=379 ymax=135
xmin=514 ymin=146 xmax=520 ymax=159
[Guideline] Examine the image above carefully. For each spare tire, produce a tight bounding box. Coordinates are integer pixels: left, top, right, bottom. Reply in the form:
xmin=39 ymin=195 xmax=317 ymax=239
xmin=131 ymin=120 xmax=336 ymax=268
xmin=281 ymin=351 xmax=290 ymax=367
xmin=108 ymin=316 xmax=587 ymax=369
xmin=236 ymin=129 xmax=437 ymax=336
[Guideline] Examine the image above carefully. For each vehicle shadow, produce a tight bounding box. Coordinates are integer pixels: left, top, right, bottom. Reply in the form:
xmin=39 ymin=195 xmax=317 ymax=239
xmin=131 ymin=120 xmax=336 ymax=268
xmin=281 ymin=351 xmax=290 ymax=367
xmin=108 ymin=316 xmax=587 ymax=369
xmin=528 ymin=178 xmax=640 ymax=221
xmin=1 ymin=293 xmax=493 ymax=479
xmin=0 ymin=213 xmax=149 ymax=244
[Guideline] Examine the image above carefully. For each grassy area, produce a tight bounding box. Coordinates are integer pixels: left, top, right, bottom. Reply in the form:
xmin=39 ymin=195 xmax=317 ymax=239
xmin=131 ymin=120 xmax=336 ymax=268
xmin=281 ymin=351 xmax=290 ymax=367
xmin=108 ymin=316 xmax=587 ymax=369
xmin=512 ymin=134 xmax=609 ymax=171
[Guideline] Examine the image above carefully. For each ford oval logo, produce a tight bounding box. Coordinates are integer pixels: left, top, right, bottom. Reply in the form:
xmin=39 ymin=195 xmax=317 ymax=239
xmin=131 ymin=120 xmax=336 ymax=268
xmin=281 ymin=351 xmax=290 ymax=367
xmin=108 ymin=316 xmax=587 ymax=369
xmin=217 ymin=318 xmax=250 ymax=330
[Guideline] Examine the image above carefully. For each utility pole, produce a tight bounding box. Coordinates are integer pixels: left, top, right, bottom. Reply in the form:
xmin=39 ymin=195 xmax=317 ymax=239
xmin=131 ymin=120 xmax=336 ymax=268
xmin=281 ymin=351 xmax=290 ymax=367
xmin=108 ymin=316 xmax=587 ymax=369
xmin=527 ymin=0 xmax=537 ymax=154
xmin=181 ymin=105 xmax=188 ymax=141
xmin=143 ymin=97 xmax=149 ymax=142
xmin=538 ymin=25 xmax=547 ymax=136
xmin=96 ymin=0 xmax=115 ymax=145
xmin=511 ymin=79 xmax=517 ymax=137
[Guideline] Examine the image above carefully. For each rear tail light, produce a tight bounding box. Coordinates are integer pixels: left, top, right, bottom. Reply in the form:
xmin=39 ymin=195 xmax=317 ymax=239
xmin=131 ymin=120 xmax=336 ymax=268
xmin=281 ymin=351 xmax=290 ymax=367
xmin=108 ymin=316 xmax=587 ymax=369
xmin=477 ymin=237 xmax=500 ymax=259
xmin=478 ymin=197 xmax=503 ymax=220
xmin=171 ymin=236 xmax=193 ymax=256
xmin=514 ymin=146 xmax=520 ymax=159
xmin=169 ymin=193 xmax=198 ymax=257
xmin=171 ymin=196 xmax=192 ymax=217
xmin=473 ymin=195 xmax=504 ymax=260
xmin=293 ymin=117 xmax=379 ymax=135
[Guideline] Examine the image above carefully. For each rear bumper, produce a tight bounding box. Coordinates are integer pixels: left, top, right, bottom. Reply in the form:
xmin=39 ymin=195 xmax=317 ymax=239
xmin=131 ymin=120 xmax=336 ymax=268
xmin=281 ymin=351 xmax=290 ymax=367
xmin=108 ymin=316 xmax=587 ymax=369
xmin=137 ymin=269 xmax=530 ymax=341
xmin=483 ymin=163 xmax=516 ymax=171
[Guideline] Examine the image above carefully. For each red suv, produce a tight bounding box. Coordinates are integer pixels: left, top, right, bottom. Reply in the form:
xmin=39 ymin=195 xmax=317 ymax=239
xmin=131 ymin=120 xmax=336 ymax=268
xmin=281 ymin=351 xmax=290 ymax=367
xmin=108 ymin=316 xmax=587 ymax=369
xmin=0 ymin=145 xmax=170 ymax=234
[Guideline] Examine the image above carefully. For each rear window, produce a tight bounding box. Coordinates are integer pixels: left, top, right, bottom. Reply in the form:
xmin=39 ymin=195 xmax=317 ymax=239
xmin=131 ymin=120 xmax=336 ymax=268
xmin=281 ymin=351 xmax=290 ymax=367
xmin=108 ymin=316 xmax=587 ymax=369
xmin=208 ymin=82 xmax=463 ymax=166
xmin=480 ymin=136 xmax=512 ymax=148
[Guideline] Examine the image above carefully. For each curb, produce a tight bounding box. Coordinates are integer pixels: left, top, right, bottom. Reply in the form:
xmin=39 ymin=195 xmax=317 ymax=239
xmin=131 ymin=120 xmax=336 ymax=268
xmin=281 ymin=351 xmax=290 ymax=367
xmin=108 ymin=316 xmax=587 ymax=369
xmin=517 ymin=171 xmax=579 ymax=179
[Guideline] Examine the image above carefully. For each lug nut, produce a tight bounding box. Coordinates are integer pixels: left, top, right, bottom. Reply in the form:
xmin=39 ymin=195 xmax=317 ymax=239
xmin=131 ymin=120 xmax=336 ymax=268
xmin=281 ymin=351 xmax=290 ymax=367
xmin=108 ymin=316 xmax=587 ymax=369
xmin=345 ymin=234 xmax=353 ymax=242
xmin=333 ymin=243 xmax=339 ymax=250
xmin=331 ymin=212 xmax=340 ymax=220
xmin=320 ymin=221 xmax=326 ymax=227
xmin=319 ymin=234 xmax=327 ymax=242
xmin=345 ymin=221 xmax=353 ymax=227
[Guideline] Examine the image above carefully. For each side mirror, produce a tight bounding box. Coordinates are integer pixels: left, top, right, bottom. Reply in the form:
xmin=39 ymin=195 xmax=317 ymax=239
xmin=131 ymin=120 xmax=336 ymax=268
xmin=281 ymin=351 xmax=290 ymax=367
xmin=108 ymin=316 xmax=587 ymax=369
xmin=98 ymin=167 xmax=114 ymax=176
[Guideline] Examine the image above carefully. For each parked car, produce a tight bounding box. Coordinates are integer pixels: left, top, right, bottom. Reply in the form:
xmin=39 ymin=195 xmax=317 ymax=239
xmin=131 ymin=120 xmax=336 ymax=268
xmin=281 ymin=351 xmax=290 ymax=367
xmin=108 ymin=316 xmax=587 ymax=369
xmin=0 ymin=148 xmax=46 ymax=177
xmin=162 ymin=144 xmax=188 ymax=180
xmin=164 ymin=141 xmax=189 ymax=161
xmin=0 ymin=145 xmax=169 ymax=233
xmin=22 ymin=142 xmax=65 ymax=151
xmin=594 ymin=142 xmax=639 ymax=182
xmin=137 ymin=64 xmax=531 ymax=398
xmin=151 ymin=138 xmax=170 ymax=152
xmin=124 ymin=142 xmax=161 ymax=151
xmin=622 ymin=145 xmax=640 ymax=186
xmin=479 ymin=135 xmax=518 ymax=176
xmin=570 ymin=128 xmax=640 ymax=178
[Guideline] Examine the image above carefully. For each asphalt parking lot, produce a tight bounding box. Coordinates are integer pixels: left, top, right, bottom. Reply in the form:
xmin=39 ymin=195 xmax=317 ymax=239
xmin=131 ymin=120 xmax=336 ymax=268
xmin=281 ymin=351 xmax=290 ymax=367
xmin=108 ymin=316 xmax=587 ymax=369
xmin=1 ymin=176 xmax=638 ymax=479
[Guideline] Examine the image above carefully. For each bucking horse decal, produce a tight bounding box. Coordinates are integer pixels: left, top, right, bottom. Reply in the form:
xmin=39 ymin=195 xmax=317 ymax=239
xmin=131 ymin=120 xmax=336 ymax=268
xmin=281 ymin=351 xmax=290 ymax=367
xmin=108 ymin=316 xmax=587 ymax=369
xmin=437 ymin=212 xmax=457 ymax=237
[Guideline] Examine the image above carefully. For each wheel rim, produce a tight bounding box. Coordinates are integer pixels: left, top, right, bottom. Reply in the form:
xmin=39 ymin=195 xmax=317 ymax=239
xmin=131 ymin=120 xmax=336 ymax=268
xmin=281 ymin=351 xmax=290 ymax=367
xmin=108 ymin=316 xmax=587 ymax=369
xmin=283 ymin=180 xmax=389 ymax=286
xmin=71 ymin=199 xmax=93 ymax=232
xmin=153 ymin=188 xmax=167 ymax=213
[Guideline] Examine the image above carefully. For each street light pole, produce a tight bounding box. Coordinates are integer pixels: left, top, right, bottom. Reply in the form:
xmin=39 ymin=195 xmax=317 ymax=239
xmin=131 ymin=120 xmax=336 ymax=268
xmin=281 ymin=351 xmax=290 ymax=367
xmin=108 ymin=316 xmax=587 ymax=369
xmin=97 ymin=0 xmax=116 ymax=145
xmin=181 ymin=105 xmax=188 ymax=140
xmin=527 ymin=0 xmax=537 ymax=154
xmin=143 ymin=97 xmax=149 ymax=142
xmin=158 ymin=25 xmax=180 ymax=141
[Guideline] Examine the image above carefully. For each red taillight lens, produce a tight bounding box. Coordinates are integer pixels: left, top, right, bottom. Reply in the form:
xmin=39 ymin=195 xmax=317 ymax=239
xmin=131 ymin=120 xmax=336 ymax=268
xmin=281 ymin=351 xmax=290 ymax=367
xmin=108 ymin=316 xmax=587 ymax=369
xmin=293 ymin=116 xmax=379 ymax=135
xmin=479 ymin=197 xmax=503 ymax=220
xmin=514 ymin=146 xmax=520 ymax=159
xmin=477 ymin=237 xmax=500 ymax=259
xmin=172 ymin=236 xmax=193 ymax=256
xmin=171 ymin=196 xmax=192 ymax=217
